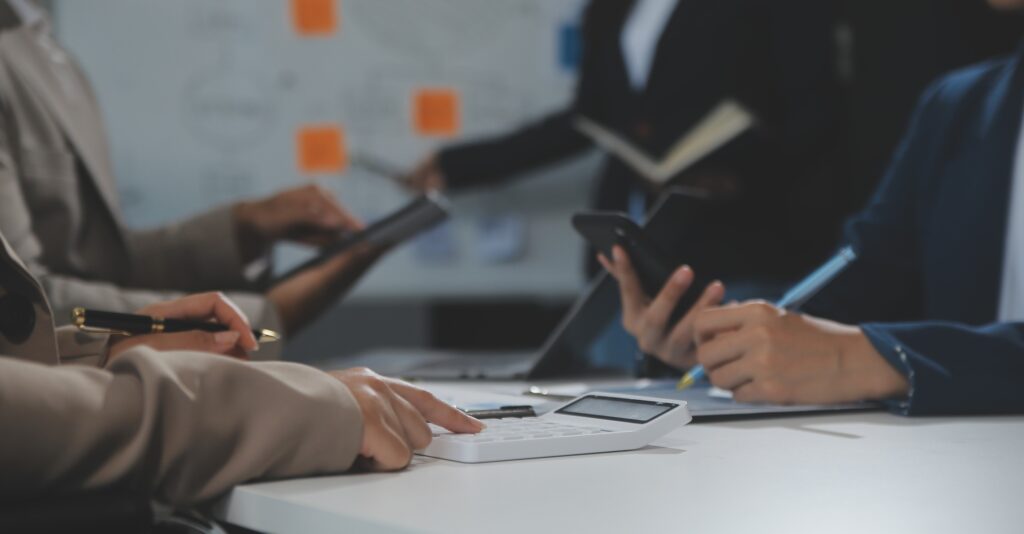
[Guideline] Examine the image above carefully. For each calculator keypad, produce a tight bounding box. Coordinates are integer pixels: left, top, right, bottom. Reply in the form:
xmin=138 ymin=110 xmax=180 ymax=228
xmin=419 ymin=395 xmax=688 ymax=463
xmin=431 ymin=418 xmax=611 ymax=444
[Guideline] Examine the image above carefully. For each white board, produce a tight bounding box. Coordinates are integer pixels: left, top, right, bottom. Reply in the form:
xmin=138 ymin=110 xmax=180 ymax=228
xmin=52 ymin=0 xmax=596 ymax=299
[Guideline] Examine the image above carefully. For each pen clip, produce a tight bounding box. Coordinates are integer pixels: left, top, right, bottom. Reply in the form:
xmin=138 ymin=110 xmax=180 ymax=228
xmin=74 ymin=324 xmax=134 ymax=337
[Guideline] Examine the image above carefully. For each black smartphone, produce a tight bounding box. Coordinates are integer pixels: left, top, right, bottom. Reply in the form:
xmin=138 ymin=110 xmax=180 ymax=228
xmin=572 ymin=211 xmax=711 ymax=321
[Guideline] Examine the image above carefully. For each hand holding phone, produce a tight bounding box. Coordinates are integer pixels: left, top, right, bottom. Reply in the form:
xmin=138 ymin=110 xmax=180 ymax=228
xmin=572 ymin=212 xmax=712 ymax=322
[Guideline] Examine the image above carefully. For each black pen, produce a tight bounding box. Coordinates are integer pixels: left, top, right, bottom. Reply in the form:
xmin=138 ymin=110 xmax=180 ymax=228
xmin=71 ymin=307 xmax=281 ymax=343
xmin=461 ymin=406 xmax=537 ymax=420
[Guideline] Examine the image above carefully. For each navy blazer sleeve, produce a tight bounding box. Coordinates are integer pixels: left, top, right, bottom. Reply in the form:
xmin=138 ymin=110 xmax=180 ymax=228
xmin=862 ymin=322 xmax=1024 ymax=415
xmin=806 ymin=71 xmax=1024 ymax=415
xmin=803 ymin=82 xmax=946 ymax=325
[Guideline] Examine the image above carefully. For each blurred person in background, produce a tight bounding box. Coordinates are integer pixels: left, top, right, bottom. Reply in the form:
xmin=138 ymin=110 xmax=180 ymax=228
xmin=602 ymin=0 xmax=1024 ymax=414
xmin=408 ymin=0 xmax=843 ymax=375
xmin=0 ymin=0 xmax=379 ymax=355
xmin=408 ymin=0 xmax=844 ymax=289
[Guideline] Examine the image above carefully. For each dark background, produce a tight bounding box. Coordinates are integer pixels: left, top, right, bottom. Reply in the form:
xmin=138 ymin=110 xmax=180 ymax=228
xmin=289 ymin=0 xmax=1024 ymax=363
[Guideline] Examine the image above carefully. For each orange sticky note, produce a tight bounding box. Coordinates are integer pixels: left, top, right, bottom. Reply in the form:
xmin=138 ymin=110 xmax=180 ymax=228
xmin=291 ymin=0 xmax=338 ymax=36
xmin=296 ymin=124 xmax=347 ymax=174
xmin=413 ymin=88 xmax=461 ymax=137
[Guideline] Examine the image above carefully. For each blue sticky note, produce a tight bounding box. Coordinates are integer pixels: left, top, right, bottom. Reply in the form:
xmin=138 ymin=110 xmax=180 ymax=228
xmin=414 ymin=220 xmax=457 ymax=264
xmin=558 ymin=22 xmax=582 ymax=72
xmin=476 ymin=215 xmax=526 ymax=264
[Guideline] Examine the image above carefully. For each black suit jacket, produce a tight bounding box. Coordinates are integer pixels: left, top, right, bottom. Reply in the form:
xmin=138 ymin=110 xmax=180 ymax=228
xmin=439 ymin=0 xmax=842 ymax=279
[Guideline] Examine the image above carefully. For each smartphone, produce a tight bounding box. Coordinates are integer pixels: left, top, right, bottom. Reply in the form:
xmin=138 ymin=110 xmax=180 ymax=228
xmin=572 ymin=212 xmax=711 ymax=321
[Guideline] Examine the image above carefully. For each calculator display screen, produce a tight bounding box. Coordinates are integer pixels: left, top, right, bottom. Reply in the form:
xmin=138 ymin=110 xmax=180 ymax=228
xmin=555 ymin=395 xmax=676 ymax=424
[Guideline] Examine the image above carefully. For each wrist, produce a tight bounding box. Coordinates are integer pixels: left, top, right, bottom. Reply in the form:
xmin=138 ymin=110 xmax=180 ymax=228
xmin=836 ymin=328 xmax=910 ymax=401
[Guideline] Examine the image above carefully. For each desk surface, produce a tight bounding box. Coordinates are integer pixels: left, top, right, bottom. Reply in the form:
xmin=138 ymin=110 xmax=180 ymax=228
xmin=215 ymin=409 xmax=1024 ymax=534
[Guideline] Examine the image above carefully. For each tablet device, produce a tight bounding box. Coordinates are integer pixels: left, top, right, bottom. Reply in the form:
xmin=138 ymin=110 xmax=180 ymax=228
xmin=274 ymin=192 xmax=450 ymax=282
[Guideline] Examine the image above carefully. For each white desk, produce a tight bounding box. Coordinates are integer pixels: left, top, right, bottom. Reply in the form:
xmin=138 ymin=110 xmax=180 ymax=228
xmin=214 ymin=409 xmax=1024 ymax=534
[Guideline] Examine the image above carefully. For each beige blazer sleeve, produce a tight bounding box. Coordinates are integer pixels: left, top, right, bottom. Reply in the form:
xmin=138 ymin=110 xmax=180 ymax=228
xmin=54 ymin=325 xmax=110 ymax=367
xmin=0 ymin=120 xmax=282 ymax=357
xmin=0 ymin=348 xmax=363 ymax=506
xmin=0 ymin=46 xmax=281 ymax=351
xmin=122 ymin=205 xmax=263 ymax=294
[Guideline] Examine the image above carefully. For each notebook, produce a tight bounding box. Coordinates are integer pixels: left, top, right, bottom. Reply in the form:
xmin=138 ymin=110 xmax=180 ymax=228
xmin=574 ymin=100 xmax=755 ymax=186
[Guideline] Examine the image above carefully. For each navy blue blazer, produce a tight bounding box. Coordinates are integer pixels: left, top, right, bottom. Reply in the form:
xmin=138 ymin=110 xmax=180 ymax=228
xmin=806 ymin=44 xmax=1024 ymax=416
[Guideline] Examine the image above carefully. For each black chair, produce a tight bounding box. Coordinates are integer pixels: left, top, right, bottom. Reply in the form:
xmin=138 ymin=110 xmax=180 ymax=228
xmin=0 ymin=491 xmax=153 ymax=534
xmin=0 ymin=491 xmax=251 ymax=534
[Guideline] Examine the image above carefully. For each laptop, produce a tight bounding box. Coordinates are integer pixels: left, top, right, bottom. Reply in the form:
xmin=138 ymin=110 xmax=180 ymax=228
xmin=321 ymin=272 xmax=623 ymax=380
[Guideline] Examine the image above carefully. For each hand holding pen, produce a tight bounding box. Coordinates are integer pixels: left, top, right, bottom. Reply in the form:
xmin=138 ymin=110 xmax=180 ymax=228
xmin=75 ymin=293 xmax=280 ymax=362
xmin=676 ymin=246 xmax=857 ymax=390
xmin=600 ymin=243 xmax=857 ymax=392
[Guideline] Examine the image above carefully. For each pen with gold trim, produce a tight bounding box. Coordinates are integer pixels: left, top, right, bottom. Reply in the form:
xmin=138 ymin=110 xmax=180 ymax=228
xmin=72 ymin=307 xmax=281 ymax=343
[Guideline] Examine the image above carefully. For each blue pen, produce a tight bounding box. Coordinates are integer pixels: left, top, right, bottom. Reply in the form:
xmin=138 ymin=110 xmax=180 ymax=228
xmin=676 ymin=246 xmax=858 ymax=390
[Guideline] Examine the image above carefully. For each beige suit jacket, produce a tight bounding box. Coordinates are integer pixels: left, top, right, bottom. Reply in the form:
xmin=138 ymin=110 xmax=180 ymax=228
xmin=0 ymin=232 xmax=363 ymax=506
xmin=0 ymin=4 xmax=282 ymax=352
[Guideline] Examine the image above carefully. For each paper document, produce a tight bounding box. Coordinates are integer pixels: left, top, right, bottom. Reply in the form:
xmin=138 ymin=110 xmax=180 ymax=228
xmin=574 ymin=100 xmax=755 ymax=186
xmin=707 ymin=386 xmax=734 ymax=400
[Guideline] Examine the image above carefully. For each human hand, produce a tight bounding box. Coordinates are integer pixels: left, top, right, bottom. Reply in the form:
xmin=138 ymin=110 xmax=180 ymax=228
xmin=693 ymin=302 xmax=909 ymax=404
xmin=402 ymin=154 xmax=446 ymax=192
xmin=330 ymin=367 xmax=485 ymax=471
xmin=599 ymin=245 xmax=725 ymax=369
xmin=108 ymin=292 xmax=259 ymax=362
xmin=233 ymin=184 xmax=363 ymax=261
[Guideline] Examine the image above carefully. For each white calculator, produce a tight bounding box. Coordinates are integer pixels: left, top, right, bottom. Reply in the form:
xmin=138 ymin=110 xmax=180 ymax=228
xmin=418 ymin=392 xmax=691 ymax=463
